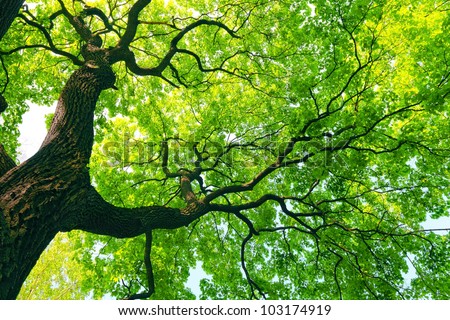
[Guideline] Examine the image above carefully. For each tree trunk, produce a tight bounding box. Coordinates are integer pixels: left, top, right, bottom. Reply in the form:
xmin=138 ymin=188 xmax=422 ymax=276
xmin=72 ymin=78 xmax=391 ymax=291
xmin=0 ymin=63 xmax=207 ymax=299
xmin=0 ymin=0 xmax=24 ymax=41
xmin=0 ymin=0 xmax=25 ymax=111
xmin=0 ymin=64 xmax=116 ymax=299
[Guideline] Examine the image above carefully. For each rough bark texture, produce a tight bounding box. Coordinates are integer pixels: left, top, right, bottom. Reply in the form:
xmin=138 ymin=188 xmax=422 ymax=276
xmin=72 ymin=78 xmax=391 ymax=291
xmin=0 ymin=0 xmax=25 ymax=108
xmin=0 ymin=1 xmax=218 ymax=299
xmin=0 ymin=144 xmax=16 ymax=176
xmin=0 ymin=62 xmax=207 ymax=299
xmin=0 ymin=64 xmax=114 ymax=299
xmin=0 ymin=0 xmax=24 ymax=41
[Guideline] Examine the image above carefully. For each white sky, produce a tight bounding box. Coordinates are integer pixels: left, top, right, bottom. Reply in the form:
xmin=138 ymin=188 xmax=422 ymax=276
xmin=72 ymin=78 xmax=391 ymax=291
xmin=17 ymin=103 xmax=207 ymax=297
xmin=18 ymin=102 xmax=55 ymax=162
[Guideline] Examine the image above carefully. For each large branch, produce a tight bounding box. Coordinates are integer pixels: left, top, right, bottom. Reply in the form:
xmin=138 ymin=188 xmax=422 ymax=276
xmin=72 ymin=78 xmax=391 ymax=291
xmin=56 ymin=0 xmax=93 ymax=43
xmin=110 ymin=18 xmax=240 ymax=80
xmin=0 ymin=89 xmax=7 ymax=113
xmin=15 ymin=14 xmax=83 ymax=65
xmin=0 ymin=0 xmax=24 ymax=41
xmin=125 ymin=231 xmax=154 ymax=300
xmin=40 ymin=65 xmax=116 ymax=163
xmin=118 ymin=0 xmax=152 ymax=48
xmin=202 ymin=135 xmax=311 ymax=204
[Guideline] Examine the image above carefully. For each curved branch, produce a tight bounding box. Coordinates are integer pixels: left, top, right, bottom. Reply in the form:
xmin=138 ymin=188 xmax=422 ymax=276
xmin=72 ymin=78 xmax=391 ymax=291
xmin=118 ymin=0 xmax=152 ymax=48
xmin=0 ymin=55 xmax=9 ymax=95
xmin=64 ymin=186 xmax=208 ymax=238
xmin=203 ymin=136 xmax=311 ymax=204
xmin=170 ymin=19 xmax=240 ymax=45
xmin=82 ymin=6 xmax=115 ymax=36
xmin=56 ymin=0 xmax=93 ymax=42
xmin=111 ymin=18 xmax=240 ymax=81
xmin=48 ymin=9 xmax=64 ymax=30
xmin=0 ymin=94 xmax=7 ymax=113
xmin=13 ymin=14 xmax=83 ymax=65
xmin=176 ymin=48 xmax=240 ymax=76
xmin=210 ymin=194 xmax=319 ymax=218
xmin=0 ymin=44 xmax=81 ymax=66
xmin=328 ymin=249 xmax=343 ymax=299
xmin=240 ymin=232 xmax=266 ymax=299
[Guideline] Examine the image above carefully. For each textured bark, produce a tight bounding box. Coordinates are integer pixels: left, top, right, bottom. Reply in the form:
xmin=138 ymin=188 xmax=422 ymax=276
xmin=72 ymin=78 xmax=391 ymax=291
xmin=0 ymin=62 xmax=208 ymax=299
xmin=0 ymin=0 xmax=24 ymax=110
xmin=63 ymin=187 xmax=207 ymax=238
xmin=0 ymin=0 xmax=24 ymax=41
xmin=0 ymin=64 xmax=116 ymax=299
xmin=0 ymin=144 xmax=16 ymax=177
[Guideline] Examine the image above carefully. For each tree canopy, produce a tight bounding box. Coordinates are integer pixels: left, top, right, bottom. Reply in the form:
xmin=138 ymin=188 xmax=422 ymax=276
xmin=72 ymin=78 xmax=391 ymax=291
xmin=1 ymin=0 xmax=449 ymax=300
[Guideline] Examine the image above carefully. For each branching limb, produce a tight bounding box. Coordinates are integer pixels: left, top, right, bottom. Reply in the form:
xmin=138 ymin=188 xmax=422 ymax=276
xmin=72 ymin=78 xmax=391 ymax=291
xmin=82 ymin=6 xmax=116 ymax=37
xmin=126 ymin=231 xmax=155 ymax=299
xmin=118 ymin=0 xmax=152 ymax=48
xmin=15 ymin=13 xmax=83 ymax=65
xmin=328 ymin=248 xmax=343 ymax=299
xmin=110 ymin=17 xmax=240 ymax=82
xmin=64 ymin=186 xmax=209 ymax=238
xmin=0 ymin=94 xmax=6 ymax=114
xmin=241 ymin=232 xmax=266 ymax=299
xmin=203 ymin=136 xmax=311 ymax=204
xmin=56 ymin=0 xmax=94 ymax=43
xmin=209 ymin=193 xmax=320 ymax=218
xmin=0 ymin=55 xmax=9 ymax=96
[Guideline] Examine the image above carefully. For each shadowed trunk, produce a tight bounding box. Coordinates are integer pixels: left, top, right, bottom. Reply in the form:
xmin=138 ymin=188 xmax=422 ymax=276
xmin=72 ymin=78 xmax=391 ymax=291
xmin=0 ymin=0 xmax=24 ymax=41
xmin=0 ymin=65 xmax=115 ymax=299
xmin=0 ymin=63 xmax=207 ymax=299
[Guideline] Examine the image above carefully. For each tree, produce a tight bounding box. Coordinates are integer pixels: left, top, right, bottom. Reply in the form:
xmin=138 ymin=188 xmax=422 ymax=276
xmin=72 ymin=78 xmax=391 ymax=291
xmin=0 ymin=0 xmax=25 ymax=113
xmin=1 ymin=0 xmax=449 ymax=300
xmin=0 ymin=0 xmax=25 ymax=41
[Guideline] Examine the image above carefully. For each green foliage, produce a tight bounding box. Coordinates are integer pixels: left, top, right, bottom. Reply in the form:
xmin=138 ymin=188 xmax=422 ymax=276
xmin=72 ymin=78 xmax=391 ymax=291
xmin=17 ymin=232 xmax=87 ymax=300
xmin=3 ymin=0 xmax=450 ymax=299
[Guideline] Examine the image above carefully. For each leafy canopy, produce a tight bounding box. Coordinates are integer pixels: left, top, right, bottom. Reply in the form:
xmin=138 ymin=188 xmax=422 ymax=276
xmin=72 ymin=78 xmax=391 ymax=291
xmin=0 ymin=0 xmax=449 ymax=299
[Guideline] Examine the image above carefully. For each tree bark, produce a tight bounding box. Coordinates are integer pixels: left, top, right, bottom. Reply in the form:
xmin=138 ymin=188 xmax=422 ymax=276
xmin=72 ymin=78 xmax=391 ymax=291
xmin=0 ymin=64 xmax=115 ymax=299
xmin=62 ymin=186 xmax=206 ymax=238
xmin=0 ymin=62 xmax=208 ymax=299
xmin=0 ymin=144 xmax=16 ymax=177
xmin=0 ymin=0 xmax=25 ymax=109
xmin=0 ymin=0 xmax=24 ymax=41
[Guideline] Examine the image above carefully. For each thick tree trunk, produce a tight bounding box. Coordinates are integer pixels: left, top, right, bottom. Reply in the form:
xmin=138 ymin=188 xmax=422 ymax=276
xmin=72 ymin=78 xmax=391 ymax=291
xmin=0 ymin=144 xmax=15 ymax=176
xmin=0 ymin=64 xmax=116 ymax=299
xmin=0 ymin=63 xmax=207 ymax=299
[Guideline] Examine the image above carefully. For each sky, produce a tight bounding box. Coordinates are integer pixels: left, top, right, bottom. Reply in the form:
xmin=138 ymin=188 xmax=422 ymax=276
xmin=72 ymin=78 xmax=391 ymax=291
xmin=18 ymin=103 xmax=450 ymax=230
xmin=16 ymin=102 xmax=450 ymax=297
xmin=17 ymin=102 xmax=208 ymax=296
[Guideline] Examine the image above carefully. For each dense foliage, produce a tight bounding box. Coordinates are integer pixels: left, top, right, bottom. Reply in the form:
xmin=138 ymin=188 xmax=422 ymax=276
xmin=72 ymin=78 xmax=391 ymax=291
xmin=1 ymin=0 xmax=449 ymax=299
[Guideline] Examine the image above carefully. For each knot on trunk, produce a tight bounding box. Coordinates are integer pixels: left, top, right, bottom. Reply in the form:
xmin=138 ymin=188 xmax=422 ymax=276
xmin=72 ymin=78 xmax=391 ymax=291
xmin=76 ymin=64 xmax=117 ymax=92
xmin=85 ymin=64 xmax=117 ymax=91
xmin=80 ymin=42 xmax=117 ymax=91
